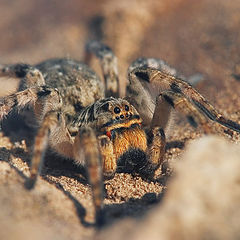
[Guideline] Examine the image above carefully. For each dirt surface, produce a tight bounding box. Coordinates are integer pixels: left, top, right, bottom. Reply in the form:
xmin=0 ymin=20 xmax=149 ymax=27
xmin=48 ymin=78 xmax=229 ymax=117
xmin=0 ymin=0 xmax=240 ymax=239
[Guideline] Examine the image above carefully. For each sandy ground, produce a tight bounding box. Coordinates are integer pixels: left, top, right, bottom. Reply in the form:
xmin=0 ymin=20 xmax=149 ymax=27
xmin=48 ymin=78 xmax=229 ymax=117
xmin=0 ymin=0 xmax=240 ymax=239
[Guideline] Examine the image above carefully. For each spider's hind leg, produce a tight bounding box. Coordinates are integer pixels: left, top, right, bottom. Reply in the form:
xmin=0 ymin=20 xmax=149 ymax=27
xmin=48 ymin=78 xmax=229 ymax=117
xmin=85 ymin=41 xmax=120 ymax=98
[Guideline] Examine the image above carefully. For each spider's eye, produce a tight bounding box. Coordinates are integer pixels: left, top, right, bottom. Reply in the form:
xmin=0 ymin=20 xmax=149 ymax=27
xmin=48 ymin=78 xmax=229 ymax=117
xmin=114 ymin=107 xmax=121 ymax=114
xmin=125 ymin=105 xmax=129 ymax=111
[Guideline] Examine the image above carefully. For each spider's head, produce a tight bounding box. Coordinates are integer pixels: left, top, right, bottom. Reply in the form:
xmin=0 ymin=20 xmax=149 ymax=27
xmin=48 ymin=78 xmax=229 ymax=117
xmin=96 ymin=97 xmax=142 ymax=135
xmin=76 ymin=97 xmax=143 ymax=139
xmin=96 ymin=97 xmax=147 ymax=162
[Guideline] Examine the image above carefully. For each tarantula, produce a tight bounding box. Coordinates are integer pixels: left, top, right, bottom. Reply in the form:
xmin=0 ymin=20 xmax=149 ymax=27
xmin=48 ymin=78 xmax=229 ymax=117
xmin=0 ymin=41 xmax=240 ymax=225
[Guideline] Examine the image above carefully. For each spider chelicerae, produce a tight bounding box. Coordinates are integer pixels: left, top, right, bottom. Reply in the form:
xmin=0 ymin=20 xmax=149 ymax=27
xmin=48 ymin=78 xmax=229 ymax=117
xmin=0 ymin=41 xmax=239 ymax=225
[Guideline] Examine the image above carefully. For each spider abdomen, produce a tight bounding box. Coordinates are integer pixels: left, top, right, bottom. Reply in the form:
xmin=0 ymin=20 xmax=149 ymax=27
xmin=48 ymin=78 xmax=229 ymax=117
xmin=36 ymin=58 xmax=105 ymax=121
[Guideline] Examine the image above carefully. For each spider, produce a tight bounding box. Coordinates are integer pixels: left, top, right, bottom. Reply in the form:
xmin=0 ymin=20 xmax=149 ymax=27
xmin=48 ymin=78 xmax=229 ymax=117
xmin=0 ymin=41 xmax=240 ymax=226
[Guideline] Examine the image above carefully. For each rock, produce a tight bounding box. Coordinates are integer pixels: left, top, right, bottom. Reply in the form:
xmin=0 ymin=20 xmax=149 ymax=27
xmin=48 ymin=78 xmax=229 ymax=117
xmin=98 ymin=136 xmax=240 ymax=240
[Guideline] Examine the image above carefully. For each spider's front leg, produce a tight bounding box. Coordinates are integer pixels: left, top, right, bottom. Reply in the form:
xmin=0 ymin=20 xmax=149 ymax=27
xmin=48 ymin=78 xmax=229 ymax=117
xmin=0 ymin=83 xmax=70 ymax=192
xmin=0 ymin=85 xmax=64 ymax=188
xmin=26 ymin=110 xmax=62 ymax=188
xmin=126 ymin=65 xmax=217 ymax=179
xmin=0 ymin=64 xmax=48 ymax=135
xmin=129 ymin=67 xmax=240 ymax=134
xmin=98 ymin=135 xmax=117 ymax=179
xmin=137 ymin=91 xmax=210 ymax=179
xmin=0 ymin=85 xmax=61 ymax=123
xmin=73 ymin=127 xmax=105 ymax=225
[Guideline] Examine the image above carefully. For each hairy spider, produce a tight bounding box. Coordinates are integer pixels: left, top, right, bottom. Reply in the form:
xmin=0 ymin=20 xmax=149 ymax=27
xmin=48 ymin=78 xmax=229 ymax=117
xmin=0 ymin=41 xmax=240 ymax=225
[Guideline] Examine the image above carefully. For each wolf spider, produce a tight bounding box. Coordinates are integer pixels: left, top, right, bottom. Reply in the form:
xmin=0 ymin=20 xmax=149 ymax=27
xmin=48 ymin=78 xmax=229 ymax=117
xmin=0 ymin=41 xmax=240 ymax=225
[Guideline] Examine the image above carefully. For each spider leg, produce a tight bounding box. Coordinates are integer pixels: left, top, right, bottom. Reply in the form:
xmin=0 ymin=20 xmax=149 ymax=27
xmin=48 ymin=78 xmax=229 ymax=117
xmin=0 ymin=86 xmax=63 ymax=187
xmin=0 ymin=63 xmax=45 ymax=90
xmin=25 ymin=110 xmax=60 ymax=189
xmin=0 ymin=71 xmax=104 ymax=224
xmin=0 ymin=64 xmax=47 ymax=134
xmin=140 ymin=89 xmax=213 ymax=178
xmin=150 ymin=92 xmax=172 ymax=130
xmin=98 ymin=135 xmax=117 ymax=179
xmin=85 ymin=40 xmax=120 ymax=97
xmin=73 ymin=127 xmax=104 ymax=225
xmin=128 ymin=57 xmax=178 ymax=77
xmin=129 ymin=67 xmax=240 ymax=133
xmin=160 ymin=90 xmax=211 ymax=133
xmin=21 ymin=95 xmax=104 ymax=224
xmin=0 ymin=86 xmax=61 ymax=121
xmin=139 ymin=127 xmax=166 ymax=178
xmin=126 ymin=58 xmax=180 ymax=127
xmin=0 ymin=63 xmax=30 ymax=78
xmin=128 ymin=57 xmax=204 ymax=86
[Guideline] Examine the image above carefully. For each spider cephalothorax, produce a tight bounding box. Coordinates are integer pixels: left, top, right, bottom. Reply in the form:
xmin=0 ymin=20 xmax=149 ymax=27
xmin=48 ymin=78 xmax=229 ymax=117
xmin=75 ymin=97 xmax=142 ymax=135
xmin=71 ymin=96 xmax=163 ymax=178
xmin=0 ymin=41 xmax=240 ymax=226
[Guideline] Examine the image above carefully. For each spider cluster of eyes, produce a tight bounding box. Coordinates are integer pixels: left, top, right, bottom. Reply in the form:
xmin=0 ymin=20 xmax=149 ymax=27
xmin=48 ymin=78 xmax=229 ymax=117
xmin=113 ymin=105 xmax=132 ymax=120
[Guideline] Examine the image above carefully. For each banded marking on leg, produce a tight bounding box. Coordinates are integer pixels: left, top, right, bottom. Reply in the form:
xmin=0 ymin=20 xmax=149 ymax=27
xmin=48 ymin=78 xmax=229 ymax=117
xmin=192 ymin=99 xmax=240 ymax=133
